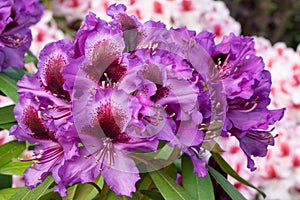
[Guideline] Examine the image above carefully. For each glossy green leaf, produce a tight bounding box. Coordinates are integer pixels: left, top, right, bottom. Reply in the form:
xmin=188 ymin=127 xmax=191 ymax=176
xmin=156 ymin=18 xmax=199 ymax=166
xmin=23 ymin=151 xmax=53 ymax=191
xmin=98 ymin=182 xmax=138 ymax=200
xmin=182 ymin=155 xmax=214 ymax=200
xmin=140 ymin=190 xmax=164 ymax=200
xmin=0 ymin=105 xmax=16 ymax=124
xmin=24 ymin=50 xmax=38 ymax=66
xmin=149 ymin=170 xmax=195 ymax=200
xmin=0 ymin=140 xmax=25 ymax=168
xmin=211 ymin=152 xmax=266 ymax=198
xmin=9 ymin=175 xmax=54 ymax=200
xmin=3 ymin=67 xmax=26 ymax=81
xmin=165 ymin=163 xmax=178 ymax=180
xmin=136 ymin=173 xmax=152 ymax=191
xmin=86 ymin=175 xmax=104 ymax=200
xmin=39 ymin=190 xmax=62 ymax=200
xmin=0 ymin=174 xmax=12 ymax=189
xmin=0 ymin=122 xmax=16 ymax=130
xmin=0 ymin=73 xmax=18 ymax=103
xmin=106 ymin=190 xmax=138 ymax=200
xmin=208 ymin=166 xmax=247 ymax=200
xmin=0 ymin=161 xmax=33 ymax=175
xmin=0 ymin=188 xmax=21 ymax=200
xmin=63 ymin=184 xmax=93 ymax=200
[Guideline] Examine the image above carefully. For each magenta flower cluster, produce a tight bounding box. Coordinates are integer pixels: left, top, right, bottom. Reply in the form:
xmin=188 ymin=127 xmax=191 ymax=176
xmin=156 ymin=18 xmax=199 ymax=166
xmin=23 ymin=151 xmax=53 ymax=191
xmin=10 ymin=4 xmax=284 ymax=197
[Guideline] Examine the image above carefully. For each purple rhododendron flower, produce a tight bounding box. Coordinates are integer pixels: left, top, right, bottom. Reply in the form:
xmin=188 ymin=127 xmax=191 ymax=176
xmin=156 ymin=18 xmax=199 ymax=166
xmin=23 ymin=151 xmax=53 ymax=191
xmin=10 ymin=39 xmax=79 ymax=196
xmin=0 ymin=0 xmax=43 ymax=70
xmin=10 ymin=3 xmax=284 ymax=197
xmin=196 ymin=32 xmax=285 ymax=171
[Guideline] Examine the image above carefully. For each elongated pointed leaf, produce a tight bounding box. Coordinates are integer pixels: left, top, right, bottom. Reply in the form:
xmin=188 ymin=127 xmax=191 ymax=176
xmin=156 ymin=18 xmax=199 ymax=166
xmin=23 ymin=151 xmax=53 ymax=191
xmin=182 ymin=155 xmax=214 ymax=200
xmin=0 ymin=188 xmax=21 ymax=200
xmin=0 ymin=73 xmax=18 ymax=103
xmin=0 ymin=161 xmax=33 ymax=175
xmin=0 ymin=105 xmax=16 ymax=124
xmin=106 ymin=189 xmax=139 ymax=200
xmin=208 ymin=166 xmax=247 ymax=200
xmin=136 ymin=173 xmax=152 ymax=190
xmin=3 ymin=67 xmax=26 ymax=81
xmin=0 ymin=174 xmax=12 ymax=189
xmin=9 ymin=175 xmax=54 ymax=200
xmin=0 ymin=140 xmax=25 ymax=168
xmin=140 ymin=190 xmax=164 ymax=200
xmin=63 ymin=176 xmax=103 ymax=200
xmin=149 ymin=170 xmax=195 ymax=200
xmin=0 ymin=122 xmax=16 ymax=130
xmin=99 ymin=182 xmax=138 ymax=200
xmin=39 ymin=191 xmax=62 ymax=200
xmin=24 ymin=50 xmax=38 ymax=66
xmin=211 ymin=152 xmax=266 ymax=198
xmin=86 ymin=175 xmax=104 ymax=200
xmin=63 ymin=183 xmax=96 ymax=200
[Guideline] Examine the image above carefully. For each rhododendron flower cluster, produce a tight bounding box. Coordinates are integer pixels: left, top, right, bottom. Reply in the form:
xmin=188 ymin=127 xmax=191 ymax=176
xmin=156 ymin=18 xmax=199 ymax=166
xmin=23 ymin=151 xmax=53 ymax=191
xmin=51 ymin=0 xmax=240 ymax=41
xmin=0 ymin=0 xmax=43 ymax=71
xmin=10 ymin=4 xmax=283 ymax=197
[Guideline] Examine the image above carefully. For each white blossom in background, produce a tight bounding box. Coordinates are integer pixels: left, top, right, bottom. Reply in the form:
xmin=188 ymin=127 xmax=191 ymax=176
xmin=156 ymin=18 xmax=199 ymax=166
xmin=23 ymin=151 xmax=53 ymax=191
xmin=255 ymin=37 xmax=300 ymax=122
xmin=51 ymin=0 xmax=94 ymax=22
xmin=50 ymin=0 xmax=241 ymax=40
xmin=30 ymin=10 xmax=65 ymax=57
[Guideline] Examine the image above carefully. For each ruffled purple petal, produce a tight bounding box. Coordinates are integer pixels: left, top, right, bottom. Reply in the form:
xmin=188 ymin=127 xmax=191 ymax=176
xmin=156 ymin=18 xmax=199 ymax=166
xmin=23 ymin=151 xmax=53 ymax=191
xmin=102 ymin=150 xmax=140 ymax=197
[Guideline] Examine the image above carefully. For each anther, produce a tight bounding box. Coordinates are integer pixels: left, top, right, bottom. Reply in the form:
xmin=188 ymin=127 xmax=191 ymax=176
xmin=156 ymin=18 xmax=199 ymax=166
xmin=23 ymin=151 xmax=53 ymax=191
xmin=169 ymin=113 xmax=176 ymax=118
xmin=35 ymin=96 xmax=40 ymax=102
xmin=194 ymin=76 xmax=199 ymax=84
xmin=38 ymin=111 xmax=42 ymax=119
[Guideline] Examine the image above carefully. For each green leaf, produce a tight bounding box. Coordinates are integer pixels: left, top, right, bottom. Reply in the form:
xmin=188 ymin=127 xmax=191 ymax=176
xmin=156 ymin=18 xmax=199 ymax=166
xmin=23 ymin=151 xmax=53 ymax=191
xmin=140 ymin=190 xmax=164 ymax=200
xmin=63 ymin=182 xmax=102 ymax=200
xmin=0 ymin=122 xmax=16 ymax=130
xmin=0 ymin=188 xmax=21 ymax=200
xmin=24 ymin=50 xmax=38 ymax=66
xmin=9 ymin=175 xmax=54 ymax=200
xmin=86 ymin=175 xmax=104 ymax=200
xmin=0 ymin=105 xmax=16 ymax=124
xmin=106 ymin=190 xmax=139 ymax=200
xmin=0 ymin=140 xmax=25 ymax=168
xmin=0 ymin=73 xmax=18 ymax=103
xmin=0 ymin=161 xmax=33 ymax=175
xmin=0 ymin=174 xmax=12 ymax=189
xmin=98 ymin=182 xmax=138 ymax=200
xmin=149 ymin=170 xmax=195 ymax=200
xmin=136 ymin=173 xmax=152 ymax=191
xmin=181 ymin=155 xmax=214 ymax=200
xmin=3 ymin=67 xmax=26 ymax=81
xmin=208 ymin=166 xmax=247 ymax=200
xmin=165 ymin=163 xmax=178 ymax=180
xmin=39 ymin=190 xmax=62 ymax=200
xmin=211 ymin=152 xmax=266 ymax=198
